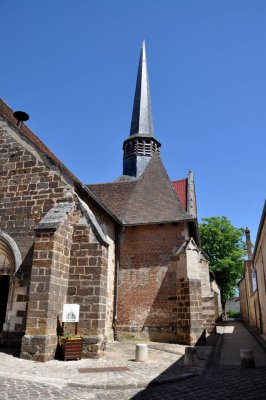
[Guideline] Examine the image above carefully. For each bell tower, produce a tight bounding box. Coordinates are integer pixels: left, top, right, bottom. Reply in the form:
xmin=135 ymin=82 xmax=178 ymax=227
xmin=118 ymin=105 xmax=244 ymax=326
xmin=123 ymin=41 xmax=161 ymax=178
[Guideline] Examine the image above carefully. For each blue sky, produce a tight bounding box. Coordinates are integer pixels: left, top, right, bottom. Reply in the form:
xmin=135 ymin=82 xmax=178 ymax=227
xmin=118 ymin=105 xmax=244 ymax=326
xmin=1 ymin=0 xmax=265 ymax=242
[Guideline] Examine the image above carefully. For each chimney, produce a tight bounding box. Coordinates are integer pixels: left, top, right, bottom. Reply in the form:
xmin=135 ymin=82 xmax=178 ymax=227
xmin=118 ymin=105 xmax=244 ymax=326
xmin=245 ymin=228 xmax=252 ymax=260
xmin=13 ymin=111 xmax=29 ymax=129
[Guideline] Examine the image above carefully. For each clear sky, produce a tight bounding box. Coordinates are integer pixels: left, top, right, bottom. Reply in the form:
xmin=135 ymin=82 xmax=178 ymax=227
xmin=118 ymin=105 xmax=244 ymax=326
xmin=1 ymin=0 xmax=265 ymax=242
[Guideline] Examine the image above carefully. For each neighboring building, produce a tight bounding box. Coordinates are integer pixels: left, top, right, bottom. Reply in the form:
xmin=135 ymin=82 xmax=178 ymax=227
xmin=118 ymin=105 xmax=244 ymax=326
xmin=239 ymin=202 xmax=266 ymax=337
xmin=0 ymin=42 xmax=220 ymax=362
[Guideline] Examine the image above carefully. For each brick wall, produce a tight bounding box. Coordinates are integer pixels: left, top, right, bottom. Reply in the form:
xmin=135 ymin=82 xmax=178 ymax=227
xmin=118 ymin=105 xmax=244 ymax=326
xmin=117 ymin=223 xmax=185 ymax=341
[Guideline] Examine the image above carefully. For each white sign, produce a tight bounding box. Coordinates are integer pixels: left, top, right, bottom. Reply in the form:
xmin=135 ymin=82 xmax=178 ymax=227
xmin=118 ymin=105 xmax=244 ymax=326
xmin=62 ymin=304 xmax=80 ymax=323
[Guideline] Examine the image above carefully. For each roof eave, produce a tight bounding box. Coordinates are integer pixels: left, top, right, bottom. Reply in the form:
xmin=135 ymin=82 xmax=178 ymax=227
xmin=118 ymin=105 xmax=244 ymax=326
xmin=252 ymin=200 xmax=266 ymax=260
xmin=122 ymin=217 xmax=196 ymax=227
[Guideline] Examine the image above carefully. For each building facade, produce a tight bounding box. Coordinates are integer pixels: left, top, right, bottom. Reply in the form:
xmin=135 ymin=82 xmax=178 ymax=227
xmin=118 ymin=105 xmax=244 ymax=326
xmin=239 ymin=202 xmax=266 ymax=338
xmin=0 ymin=42 xmax=220 ymax=361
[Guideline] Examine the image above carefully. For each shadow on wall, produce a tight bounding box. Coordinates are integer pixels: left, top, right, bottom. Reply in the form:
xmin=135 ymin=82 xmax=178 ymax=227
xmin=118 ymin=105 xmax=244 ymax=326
xmin=141 ymin=265 xmax=178 ymax=342
xmin=117 ymin=262 xmax=179 ymax=343
xmin=118 ymin=260 xmax=218 ymax=344
xmin=0 ymin=244 xmax=34 ymax=350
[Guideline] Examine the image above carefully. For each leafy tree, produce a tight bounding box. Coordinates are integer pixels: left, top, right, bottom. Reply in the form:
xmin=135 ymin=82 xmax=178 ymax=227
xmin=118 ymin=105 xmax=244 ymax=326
xmin=199 ymin=216 xmax=246 ymax=310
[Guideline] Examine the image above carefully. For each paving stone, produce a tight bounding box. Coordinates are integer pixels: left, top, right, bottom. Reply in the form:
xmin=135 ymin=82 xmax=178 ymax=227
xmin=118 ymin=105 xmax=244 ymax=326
xmin=0 ymin=321 xmax=266 ymax=399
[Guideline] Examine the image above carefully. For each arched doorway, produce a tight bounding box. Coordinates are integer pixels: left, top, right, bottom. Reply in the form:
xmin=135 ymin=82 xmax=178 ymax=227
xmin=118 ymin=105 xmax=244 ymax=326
xmin=0 ymin=275 xmax=9 ymax=332
xmin=0 ymin=231 xmax=22 ymax=334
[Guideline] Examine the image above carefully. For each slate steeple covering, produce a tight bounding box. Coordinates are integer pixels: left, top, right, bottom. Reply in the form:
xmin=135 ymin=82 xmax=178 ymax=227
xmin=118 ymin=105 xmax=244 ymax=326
xmin=123 ymin=41 xmax=161 ymax=178
xmin=88 ymin=154 xmax=190 ymax=225
xmin=87 ymin=42 xmax=195 ymax=227
xmin=130 ymin=40 xmax=154 ymax=137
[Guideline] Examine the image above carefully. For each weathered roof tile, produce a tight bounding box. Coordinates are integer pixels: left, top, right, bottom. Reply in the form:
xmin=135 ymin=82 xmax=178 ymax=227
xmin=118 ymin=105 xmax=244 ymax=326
xmin=88 ymin=154 xmax=191 ymax=225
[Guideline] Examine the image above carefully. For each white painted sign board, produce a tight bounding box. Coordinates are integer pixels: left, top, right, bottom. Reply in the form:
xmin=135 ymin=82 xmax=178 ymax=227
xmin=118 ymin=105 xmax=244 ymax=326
xmin=62 ymin=304 xmax=80 ymax=323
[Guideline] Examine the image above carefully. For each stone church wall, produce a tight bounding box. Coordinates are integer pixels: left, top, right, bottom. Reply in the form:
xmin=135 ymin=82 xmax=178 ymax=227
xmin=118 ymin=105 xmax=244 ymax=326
xmin=0 ymin=118 xmax=116 ymax=358
xmin=20 ymin=205 xmax=78 ymax=361
xmin=0 ymin=119 xmax=72 ymax=346
xmin=66 ymin=222 xmax=114 ymax=358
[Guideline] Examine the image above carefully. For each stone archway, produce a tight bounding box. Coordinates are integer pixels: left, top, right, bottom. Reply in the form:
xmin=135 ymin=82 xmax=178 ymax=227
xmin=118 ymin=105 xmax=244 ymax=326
xmin=0 ymin=231 xmax=22 ymax=274
xmin=0 ymin=231 xmax=22 ymax=333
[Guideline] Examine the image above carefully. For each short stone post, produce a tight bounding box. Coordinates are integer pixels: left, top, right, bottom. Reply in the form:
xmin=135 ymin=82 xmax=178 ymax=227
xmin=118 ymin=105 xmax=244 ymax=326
xmin=135 ymin=344 xmax=148 ymax=362
xmin=240 ymin=349 xmax=255 ymax=368
xmin=184 ymin=346 xmax=198 ymax=367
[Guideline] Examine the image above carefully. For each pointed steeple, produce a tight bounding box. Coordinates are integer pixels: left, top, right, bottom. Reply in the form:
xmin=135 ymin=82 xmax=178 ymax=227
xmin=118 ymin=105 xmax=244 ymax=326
xmin=122 ymin=41 xmax=161 ymax=178
xmin=130 ymin=40 xmax=154 ymax=137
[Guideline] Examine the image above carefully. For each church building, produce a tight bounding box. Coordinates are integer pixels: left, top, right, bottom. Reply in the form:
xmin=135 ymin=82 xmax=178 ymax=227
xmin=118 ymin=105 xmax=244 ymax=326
xmin=0 ymin=42 xmax=220 ymax=361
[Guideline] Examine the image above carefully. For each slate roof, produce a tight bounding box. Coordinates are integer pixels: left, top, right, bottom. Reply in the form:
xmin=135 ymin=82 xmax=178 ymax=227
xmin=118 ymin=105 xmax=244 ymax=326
xmin=87 ymin=154 xmax=192 ymax=225
xmin=88 ymin=181 xmax=138 ymax=223
xmin=129 ymin=40 xmax=154 ymax=138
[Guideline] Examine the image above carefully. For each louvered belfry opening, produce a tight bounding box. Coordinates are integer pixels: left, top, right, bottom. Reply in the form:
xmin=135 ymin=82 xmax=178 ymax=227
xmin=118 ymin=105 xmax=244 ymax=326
xmin=123 ymin=138 xmax=160 ymax=159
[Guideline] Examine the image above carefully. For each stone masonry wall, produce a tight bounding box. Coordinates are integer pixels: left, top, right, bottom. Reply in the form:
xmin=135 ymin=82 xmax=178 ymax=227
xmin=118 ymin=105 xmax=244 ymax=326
xmin=20 ymin=206 xmax=78 ymax=361
xmin=176 ymin=277 xmax=204 ymax=344
xmin=0 ymin=120 xmax=72 ymax=345
xmin=117 ymin=223 xmax=185 ymax=342
xmin=202 ymin=296 xmax=216 ymax=333
xmin=66 ymin=224 xmax=109 ymax=357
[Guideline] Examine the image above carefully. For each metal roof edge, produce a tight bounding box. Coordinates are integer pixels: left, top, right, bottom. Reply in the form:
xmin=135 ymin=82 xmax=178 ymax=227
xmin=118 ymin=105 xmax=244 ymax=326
xmin=252 ymin=199 xmax=266 ymax=260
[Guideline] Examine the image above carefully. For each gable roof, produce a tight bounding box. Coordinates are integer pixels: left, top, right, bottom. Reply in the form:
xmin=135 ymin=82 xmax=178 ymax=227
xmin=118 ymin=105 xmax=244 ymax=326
xmin=0 ymin=98 xmax=81 ymax=186
xmin=87 ymin=154 xmax=192 ymax=225
xmin=0 ymin=98 xmax=120 ymax=224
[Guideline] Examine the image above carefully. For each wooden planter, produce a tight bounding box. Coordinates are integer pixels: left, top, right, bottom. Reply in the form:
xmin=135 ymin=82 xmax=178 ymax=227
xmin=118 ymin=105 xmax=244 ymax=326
xmin=60 ymin=338 xmax=83 ymax=361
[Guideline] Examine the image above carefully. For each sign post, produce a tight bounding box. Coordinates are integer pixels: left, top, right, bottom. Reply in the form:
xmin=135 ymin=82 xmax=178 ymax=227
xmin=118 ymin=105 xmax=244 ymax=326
xmin=62 ymin=304 xmax=80 ymax=335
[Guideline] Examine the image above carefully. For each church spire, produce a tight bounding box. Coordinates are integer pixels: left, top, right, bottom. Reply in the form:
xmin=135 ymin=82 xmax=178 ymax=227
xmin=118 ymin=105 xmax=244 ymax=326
xmin=123 ymin=41 xmax=161 ymax=178
xmin=130 ymin=40 xmax=154 ymax=137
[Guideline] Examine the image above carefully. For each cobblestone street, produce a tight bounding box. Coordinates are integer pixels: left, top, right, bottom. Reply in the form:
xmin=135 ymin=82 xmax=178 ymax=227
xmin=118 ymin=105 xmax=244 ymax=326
xmin=0 ymin=378 xmax=95 ymax=400
xmin=1 ymin=322 xmax=266 ymax=399
xmin=91 ymin=366 xmax=266 ymax=400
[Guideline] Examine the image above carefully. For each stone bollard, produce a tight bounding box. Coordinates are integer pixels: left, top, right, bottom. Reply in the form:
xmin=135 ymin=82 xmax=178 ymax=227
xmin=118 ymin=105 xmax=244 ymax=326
xmin=135 ymin=344 xmax=148 ymax=362
xmin=184 ymin=346 xmax=198 ymax=367
xmin=240 ymin=349 xmax=255 ymax=368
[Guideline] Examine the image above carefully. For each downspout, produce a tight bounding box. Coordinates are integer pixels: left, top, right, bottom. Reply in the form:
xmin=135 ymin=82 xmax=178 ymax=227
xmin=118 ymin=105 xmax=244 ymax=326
xmin=113 ymin=225 xmax=124 ymax=340
xmin=244 ymin=276 xmax=250 ymax=322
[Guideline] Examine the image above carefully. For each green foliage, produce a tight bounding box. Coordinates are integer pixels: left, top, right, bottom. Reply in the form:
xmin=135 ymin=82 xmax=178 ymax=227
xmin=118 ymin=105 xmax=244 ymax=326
xmin=59 ymin=335 xmax=82 ymax=345
xmin=226 ymin=310 xmax=241 ymax=318
xmin=199 ymin=216 xmax=246 ymax=306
